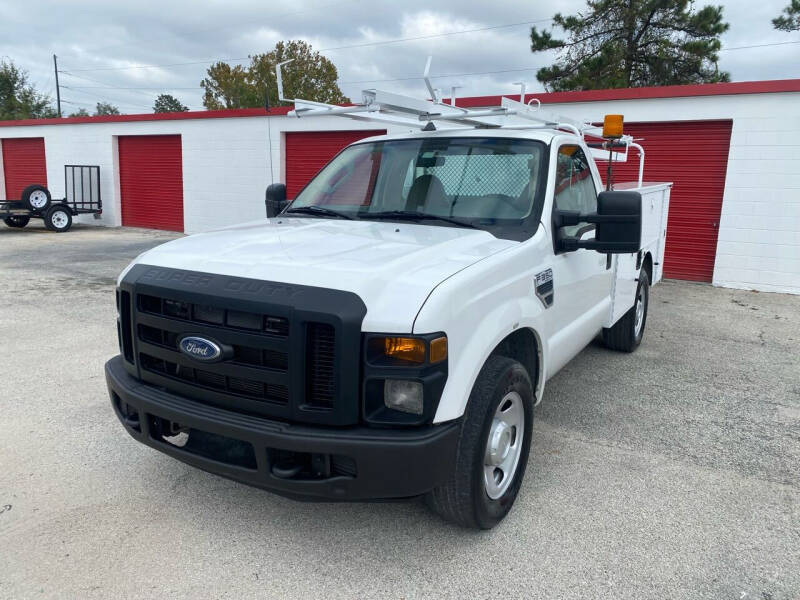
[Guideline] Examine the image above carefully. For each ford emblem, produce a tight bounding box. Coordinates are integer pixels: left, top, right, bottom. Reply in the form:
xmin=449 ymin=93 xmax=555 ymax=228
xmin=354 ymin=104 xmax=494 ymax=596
xmin=178 ymin=336 xmax=223 ymax=362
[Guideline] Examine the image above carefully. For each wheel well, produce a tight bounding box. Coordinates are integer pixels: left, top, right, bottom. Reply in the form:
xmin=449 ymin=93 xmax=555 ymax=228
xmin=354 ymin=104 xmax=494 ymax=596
xmin=490 ymin=328 xmax=540 ymax=392
xmin=642 ymin=252 xmax=653 ymax=284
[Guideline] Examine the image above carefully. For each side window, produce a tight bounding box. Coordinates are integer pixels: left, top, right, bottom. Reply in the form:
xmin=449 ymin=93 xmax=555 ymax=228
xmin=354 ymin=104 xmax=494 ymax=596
xmin=553 ymin=145 xmax=598 ymax=238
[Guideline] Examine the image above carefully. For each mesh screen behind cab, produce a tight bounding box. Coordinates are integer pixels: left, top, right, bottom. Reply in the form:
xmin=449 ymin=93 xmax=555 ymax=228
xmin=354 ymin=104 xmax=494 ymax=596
xmin=423 ymin=154 xmax=535 ymax=198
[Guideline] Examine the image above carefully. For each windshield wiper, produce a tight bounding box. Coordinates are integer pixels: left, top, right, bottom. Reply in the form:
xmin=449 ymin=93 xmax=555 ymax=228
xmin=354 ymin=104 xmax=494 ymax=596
xmin=284 ymin=205 xmax=354 ymax=220
xmin=359 ymin=211 xmax=479 ymax=229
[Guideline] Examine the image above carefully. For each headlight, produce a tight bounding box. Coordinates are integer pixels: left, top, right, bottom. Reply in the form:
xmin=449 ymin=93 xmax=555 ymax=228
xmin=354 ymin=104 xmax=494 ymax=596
xmin=384 ymin=379 xmax=424 ymax=414
xmin=363 ymin=333 xmax=448 ymax=425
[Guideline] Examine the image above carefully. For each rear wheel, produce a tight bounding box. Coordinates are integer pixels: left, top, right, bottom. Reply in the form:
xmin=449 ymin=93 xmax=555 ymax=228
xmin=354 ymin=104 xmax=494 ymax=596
xmin=21 ymin=184 xmax=51 ymax=212
xmin=3 ymin=216 xmax=30 ymax=228
xmin=602 ymin=268 xmax=650 ymax=352
xmin=426 ymin=355 xmax=533 ymax=529
xmin=44 ymin=206 xmax=72 ymax=232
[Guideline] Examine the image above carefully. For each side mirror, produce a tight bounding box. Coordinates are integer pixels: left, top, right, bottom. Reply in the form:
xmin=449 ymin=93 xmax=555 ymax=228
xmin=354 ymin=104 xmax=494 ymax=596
xmin=265 ymin=183 xmax=288 ymax=218
xmin=555 ymin=191 xmax=641 ymax=254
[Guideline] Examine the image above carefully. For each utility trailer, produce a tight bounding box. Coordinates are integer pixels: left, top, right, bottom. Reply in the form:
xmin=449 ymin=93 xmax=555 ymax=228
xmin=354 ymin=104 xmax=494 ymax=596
xmin=1 ymin=165 xmax=102 ymax=232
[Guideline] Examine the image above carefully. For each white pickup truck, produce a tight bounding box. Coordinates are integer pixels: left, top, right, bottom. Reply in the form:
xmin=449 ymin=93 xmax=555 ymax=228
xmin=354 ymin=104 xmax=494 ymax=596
xmin=106 ymin=97 xmax=671 ymax=529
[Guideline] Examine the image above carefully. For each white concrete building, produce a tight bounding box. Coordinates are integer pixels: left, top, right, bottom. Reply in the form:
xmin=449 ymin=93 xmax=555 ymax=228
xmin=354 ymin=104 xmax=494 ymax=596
xmin=1 ymin=79 xmax=798 ymax=294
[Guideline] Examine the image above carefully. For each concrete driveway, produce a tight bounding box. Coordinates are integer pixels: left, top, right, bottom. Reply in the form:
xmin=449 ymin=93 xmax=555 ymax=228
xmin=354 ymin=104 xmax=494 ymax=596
xmin=1 ymin=222 xmax=798 ymax=600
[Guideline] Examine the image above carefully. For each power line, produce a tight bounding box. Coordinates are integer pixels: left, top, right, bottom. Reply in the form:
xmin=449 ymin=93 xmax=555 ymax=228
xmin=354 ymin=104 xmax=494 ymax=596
xmin=61 ymin=98 xmax=148 ymax=110
xmin=61 ymin=86 xmax=154 ymax=109
xmin=61 ymin=30 xmax=800 ymax=78
xmin=718 ymin=39 xmax=800 ymax=51
xmin=60 ymin=70 xmax=174 ymax=101
xmin=65 ymin=56 xmax=249 ymax=73
xmin=340 ymin=66 xmax=545 ymax=85
xmin=62 ymin=18 xmax=554 ymax=73
xmin=60 ymin=65 xmax=548 ymax=91
xmin=318 ymin=18 xmax=553 ymax=52
xmin=51 ymin=66 xmax=547 ymax=94
xmin=65 ymin=85 xmax=202 ymax=90
xmin=59 ymin=71 xmax=204 ymax=109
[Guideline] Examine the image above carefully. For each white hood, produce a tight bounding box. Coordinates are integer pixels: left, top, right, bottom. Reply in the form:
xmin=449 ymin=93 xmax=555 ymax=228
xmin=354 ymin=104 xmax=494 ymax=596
xmin=128 ymin=218 xmax=516 ymax=332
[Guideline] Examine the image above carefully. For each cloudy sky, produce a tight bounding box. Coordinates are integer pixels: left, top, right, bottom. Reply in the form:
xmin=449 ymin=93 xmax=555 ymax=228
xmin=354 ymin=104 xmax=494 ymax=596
xmin=1 ymin=0 xmax=798 ymax=114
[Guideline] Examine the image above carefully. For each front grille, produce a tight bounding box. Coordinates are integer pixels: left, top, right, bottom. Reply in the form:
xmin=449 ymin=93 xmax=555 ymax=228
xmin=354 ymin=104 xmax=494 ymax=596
xmin=118 ymin=290 xmax=134 ymax=363
xmin=119 ymin=265 xmax=365 ymax=426
xmin=133 ymin=294 xmax=339 ymax=418
xmin=139 ymin=294 xmax=289 ymax=337
xmin=306 ymin=323 xmax=336 ymax=408
xmin=140 ymin=352 xmax=289 ymax=404
xmin=138 ymin=324 xmax=289 ymax=371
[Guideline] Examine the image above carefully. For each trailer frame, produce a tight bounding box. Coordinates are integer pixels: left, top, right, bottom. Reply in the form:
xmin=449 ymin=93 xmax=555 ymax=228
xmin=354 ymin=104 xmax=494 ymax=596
xmin=0 ymin=165 xmax=102 ymax=232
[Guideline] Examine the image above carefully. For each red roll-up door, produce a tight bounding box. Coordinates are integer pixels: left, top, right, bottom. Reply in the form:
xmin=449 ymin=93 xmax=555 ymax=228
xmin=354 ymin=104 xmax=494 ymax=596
xmin=2 ymin=137 xmax=47 ymax=199
xmin=119 ymin=135 xmax=184 ymax=231
xmin=602 ymin=120 xmax=732 ymax=282
xmin=285 ymin=130 xmax=386 ymax=199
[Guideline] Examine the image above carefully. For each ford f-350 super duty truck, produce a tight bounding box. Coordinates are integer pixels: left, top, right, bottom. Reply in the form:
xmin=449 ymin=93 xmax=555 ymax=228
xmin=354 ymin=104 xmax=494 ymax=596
xmin=106 ymin=76 xmax=671 ymax=529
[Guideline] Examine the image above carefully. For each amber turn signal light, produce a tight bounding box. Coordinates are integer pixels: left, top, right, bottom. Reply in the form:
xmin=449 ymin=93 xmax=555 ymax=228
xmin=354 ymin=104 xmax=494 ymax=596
xmin=384 ymin=337 xmax=426 ymax=364
xmin=603 ymin=114 xmax=624 ymax=139
xmin=429 ymin=336 xmax=448 ymax=363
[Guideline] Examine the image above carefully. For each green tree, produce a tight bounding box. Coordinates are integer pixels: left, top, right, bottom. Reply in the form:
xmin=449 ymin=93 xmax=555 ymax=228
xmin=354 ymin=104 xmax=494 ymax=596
xmin=94 ymin=101 xmax=120 ymax=115
xmin=773 ymin=0 xmax=800 ymax=30
xmin=0 ymin=59 xmax=58 ymax=120
xmin=530 ymin=0 xmax=730 ymax=91
xmin=201 ymin=40 xmax=348 ymax=110
xmin=153 ymin=93 xmax=189 ymax=113
xmin=68 ymin=108 xmax=91 ymax=117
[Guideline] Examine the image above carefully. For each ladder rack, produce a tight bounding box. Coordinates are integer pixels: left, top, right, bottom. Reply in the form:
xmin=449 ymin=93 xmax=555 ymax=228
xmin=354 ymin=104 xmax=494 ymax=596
xmin=276 ymin=57 xmax=645 ymax=187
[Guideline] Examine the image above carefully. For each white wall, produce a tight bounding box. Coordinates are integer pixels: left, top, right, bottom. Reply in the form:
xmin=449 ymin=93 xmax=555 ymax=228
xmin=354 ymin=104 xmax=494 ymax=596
xmin=0 ymin=90 xmax=797 ymax=294
xmin=0 ymin=115 xmax=403 ymax=231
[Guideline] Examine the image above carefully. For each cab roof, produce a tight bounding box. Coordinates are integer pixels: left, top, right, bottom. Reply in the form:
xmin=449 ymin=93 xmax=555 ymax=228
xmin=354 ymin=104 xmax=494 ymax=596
xmin=351 ymin=127 xmax=574 ymax=146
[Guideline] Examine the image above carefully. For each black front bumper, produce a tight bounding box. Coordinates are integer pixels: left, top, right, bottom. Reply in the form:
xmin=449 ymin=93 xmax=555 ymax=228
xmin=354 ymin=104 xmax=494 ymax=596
xmin=106 ymin=356 xmax=460 ymax=500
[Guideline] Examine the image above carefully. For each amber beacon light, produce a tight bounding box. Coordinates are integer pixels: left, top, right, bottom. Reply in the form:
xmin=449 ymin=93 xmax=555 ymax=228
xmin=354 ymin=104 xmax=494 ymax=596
xmin=603 ymin=114 xmax=624 ymax=139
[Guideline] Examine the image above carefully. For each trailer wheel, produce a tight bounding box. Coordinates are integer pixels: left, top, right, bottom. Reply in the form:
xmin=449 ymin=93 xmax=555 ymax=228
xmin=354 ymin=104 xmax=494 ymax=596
xmin=44 ymin=206 xmax=72 ymax=232
xmin=426 ymin=355 xmax=533 ymax=529
xmin=3 ymin=216 xmax=30 ymax=228
xmin=21 ymin=184 xmax=51 ymax=212
xmin=602 ymin=268 xmax=650 ymax=352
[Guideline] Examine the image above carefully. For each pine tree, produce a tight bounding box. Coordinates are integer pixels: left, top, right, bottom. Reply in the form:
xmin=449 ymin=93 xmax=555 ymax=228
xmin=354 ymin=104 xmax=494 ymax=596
xmin=530 ymin=0 xmax=730 ymax=91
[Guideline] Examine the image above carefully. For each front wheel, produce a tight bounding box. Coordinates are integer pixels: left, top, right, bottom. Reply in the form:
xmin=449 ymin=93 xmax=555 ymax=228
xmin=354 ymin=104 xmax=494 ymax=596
xmin=44 ymin=206 xmax=72 ymax=232
xmin=602 ymin=268 xmax=650 ymax=352
xmin=426 ymin=355 xmax=533 ymax=529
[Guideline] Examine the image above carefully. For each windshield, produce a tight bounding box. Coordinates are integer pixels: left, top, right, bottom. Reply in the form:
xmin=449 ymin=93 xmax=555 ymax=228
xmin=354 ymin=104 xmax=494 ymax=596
xmin=289 ymin=137 xmax=546 ymax=239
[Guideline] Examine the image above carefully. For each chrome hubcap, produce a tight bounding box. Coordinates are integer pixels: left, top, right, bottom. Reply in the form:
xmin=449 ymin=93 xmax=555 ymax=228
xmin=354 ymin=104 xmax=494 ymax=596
xmin=30 ymin=190 xmax=47 ymax=208
xmin=483 ymin=391 xmax=524 ymax=500
xmin=52 ymin=211 xmax=68 ymax=228
xmin=634 ymin=288 xmax=645 ymax=337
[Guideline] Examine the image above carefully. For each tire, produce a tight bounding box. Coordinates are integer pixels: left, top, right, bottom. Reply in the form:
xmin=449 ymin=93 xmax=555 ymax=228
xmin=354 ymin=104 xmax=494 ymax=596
xmin=3 ymin=216 xmax=30 ymax=228
xmin=44 ymin=206 xmax=72 ymax=233
xmin=602 ymin=268 xmax=650 ymax=352
xmin=21 ymin=184 xmax=51 ymax=212
xmin=426 ymin=355 xmax=534 ymax=529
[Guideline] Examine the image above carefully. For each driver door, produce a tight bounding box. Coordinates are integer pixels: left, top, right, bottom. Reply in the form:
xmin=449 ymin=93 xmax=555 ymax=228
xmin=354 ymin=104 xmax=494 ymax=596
xmin=546 ymin=143 xmax=613 ymax=377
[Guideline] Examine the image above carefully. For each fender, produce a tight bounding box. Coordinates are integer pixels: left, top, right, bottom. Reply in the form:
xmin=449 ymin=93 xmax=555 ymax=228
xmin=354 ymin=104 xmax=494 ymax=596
xmin=414 ymin=229 xmax=553 ymax=423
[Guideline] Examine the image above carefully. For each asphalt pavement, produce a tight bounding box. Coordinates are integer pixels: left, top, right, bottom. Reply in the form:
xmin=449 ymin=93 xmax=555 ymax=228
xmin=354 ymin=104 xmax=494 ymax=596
xmin=1 ymin=222 xmax=798 ymax=599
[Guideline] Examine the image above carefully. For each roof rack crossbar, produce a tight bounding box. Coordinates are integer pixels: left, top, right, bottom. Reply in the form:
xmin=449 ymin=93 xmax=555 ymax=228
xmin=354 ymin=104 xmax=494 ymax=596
xmin=276 ymin=57 xmax=641 ymax=159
